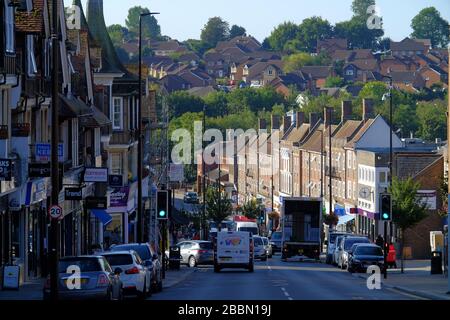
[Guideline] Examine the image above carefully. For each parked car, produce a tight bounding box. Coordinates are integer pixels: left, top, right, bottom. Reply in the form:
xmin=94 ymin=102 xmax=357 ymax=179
xmin=110 ymin=243 xmax=162 ymax=292
xmin=337 ymin=236 xmax=371 ymax=269
xmin=332 ymin=235 xmax=348 ymax=266
xmin=347 ymin=244 xmax=385 ymax=273
xmin=325 ymin=232 xmax=351 ymax=264
xmin=101 ymin=250 xmax=151 ymax=299
xmin=43 ymin=256 xmax=123 ymax=300
xmin=253 ymin=236 xmax=267 ymax=261
xmin=269 ymin=231 xmax=282 ymax=253
xmin=177 ymin=240 xmax=214 ymax=267
xmin=262 ymin=237 xmax=273 ymax=258
xmin=184 ymin=192 xmax=199 ymax=204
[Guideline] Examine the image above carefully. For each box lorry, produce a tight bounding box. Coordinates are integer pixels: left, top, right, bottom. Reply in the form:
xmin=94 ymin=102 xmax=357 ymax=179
xmin=213 ymin=231 xmax=254 ymax=272
xmin=281 ymin=197 xmax=322 ymax=261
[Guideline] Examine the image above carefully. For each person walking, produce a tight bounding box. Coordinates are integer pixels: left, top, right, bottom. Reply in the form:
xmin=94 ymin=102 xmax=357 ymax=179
xmin=387 ymin=243 xmax=397 ymax=268
xmin=375 ymin=235 xmax=384 ymax=248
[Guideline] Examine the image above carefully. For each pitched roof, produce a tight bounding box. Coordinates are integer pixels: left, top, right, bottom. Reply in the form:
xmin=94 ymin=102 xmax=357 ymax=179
xmin=299 ymin=66 xmax=333 ymax=79
xmin=285 ymin=124 xmax=311 ymax=143
xmin=345 ymin=59 xmax=379 ymax=71
xmin=390 ymin=71 xmax=422 ymax=83
xmin=317 ymin=38 xmax=348 ymax=52
xmin=15 ymin=0 xmax=45 ymax=34
xmin=332 ymin=49 xmax=373 ymax=61
xmin=344 ymin=119 xmax=375 ymax=149
xmin=152 ymin=40 xmax=186 ymax=52
xmin=333 ymin=120 xmax=363 ymax=141
xmin=216 ymin=36 xmax=262 ymax=53
xmin=391 ymin=38 xmax=427 ymax=52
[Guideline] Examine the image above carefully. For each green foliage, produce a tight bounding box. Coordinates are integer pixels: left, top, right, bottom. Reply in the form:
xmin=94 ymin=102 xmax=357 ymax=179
xmin=200 ymin=17 xmax=230 ymax=49
xmin=125 ymin=6 xmax=161 ymax=40
xmin=351 ymin=0 xmax=375 ymax=17
xmin=243 ymin=199 xmax=260 ymax=219
xmin=282 ymin=51 xmax=331 ymax=73
xmin=297 ymin=17 xmax=334 ymax=53
xmin=325 ymin=76 xmax=345 ymax=88
xmin=206 ymin=110 xmax=257 ymax=133
xmin=416 ymin=100 xmax=447 ymax=141
xmin=107 ymin=24 xmax=130 ymax=46
xmin=389 ymin=177 xmax=428 ymax=231
xmin=229 ymin=25 xmax=247 ymax=39
xmin=184 ymin=39 xmax=210 ymax=57
xmin=334 ymin=16 xmax=384 ymax=49
xmin=168 ymin=91 xmax=204 ymax=118
xmin=411 ymin=7 xmax=449 ymax=48
xmin=206 ymin=185 xmax=232 ymax=226
xmin=265 ymin=22 xmax=301 ymax=52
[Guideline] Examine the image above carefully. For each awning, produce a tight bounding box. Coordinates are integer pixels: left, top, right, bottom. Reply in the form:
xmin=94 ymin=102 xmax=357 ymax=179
xmin=338 ymin=214 xmax=355 ymax=225
xmin=59 ymin=94 xmax=94 ymax=120
xmin=80 ymin=106 xmax=111 ymax=128
xmin=91 ymin=209 xmax=113 ymax=226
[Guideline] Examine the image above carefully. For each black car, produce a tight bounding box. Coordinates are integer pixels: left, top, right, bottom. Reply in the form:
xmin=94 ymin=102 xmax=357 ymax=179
xmin=184 ymin=192 xmax=199 ymax=204
xmin=347 ymin=244 xmax=385 ymax=273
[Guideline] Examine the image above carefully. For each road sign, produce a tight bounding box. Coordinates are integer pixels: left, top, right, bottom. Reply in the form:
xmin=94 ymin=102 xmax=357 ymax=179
xmin=48 ymin=205 xmax=63 ymax=220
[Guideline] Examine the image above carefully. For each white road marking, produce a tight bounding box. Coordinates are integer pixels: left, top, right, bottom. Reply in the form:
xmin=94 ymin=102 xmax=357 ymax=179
xmin=281 ymin=287 xmax=293 ymax=300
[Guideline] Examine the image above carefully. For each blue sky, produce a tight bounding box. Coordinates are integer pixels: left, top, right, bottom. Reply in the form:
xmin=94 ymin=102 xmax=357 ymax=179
xmin=79 ymin=0 xmax=450 ymax=42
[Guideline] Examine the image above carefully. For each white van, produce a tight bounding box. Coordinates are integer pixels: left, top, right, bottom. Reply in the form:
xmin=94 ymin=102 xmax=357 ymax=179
xmin=214 ymin=231 xmax=254 ymax=272
xmin=234 ymin=221 xmax=259 ymax=236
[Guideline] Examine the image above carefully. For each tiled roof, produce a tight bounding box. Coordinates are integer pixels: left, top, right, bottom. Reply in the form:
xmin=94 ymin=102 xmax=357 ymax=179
xmin=15 ymin=0 xmax=44 ymax=33
xmin=391 ymin=38 xmax=427 ymax=52
xmin=299 ymin=66 xmax=333 ymax=79
xmin=344 ymin=119 xmax=375 ymax=149
xmin=345 ymin=59 xmax=379 ymax=71
xmin=333 ymin=120 xmax=363 ymax=140
xmin=285 ymin=124 xmax=311 ymax=143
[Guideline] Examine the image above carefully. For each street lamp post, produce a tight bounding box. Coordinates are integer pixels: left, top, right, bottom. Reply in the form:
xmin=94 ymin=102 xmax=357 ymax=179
xmin=49 ymin=0 xmax=60 ymax=301
xmin=138 ymin=11 xmax=159 ymax=243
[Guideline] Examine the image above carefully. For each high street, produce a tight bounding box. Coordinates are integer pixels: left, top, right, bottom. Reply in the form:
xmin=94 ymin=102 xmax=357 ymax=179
xmin=152 ymin=256 xmax=422 ymax=301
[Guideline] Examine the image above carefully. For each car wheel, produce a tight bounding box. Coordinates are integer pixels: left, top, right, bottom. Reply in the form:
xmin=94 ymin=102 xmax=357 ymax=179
xmin=157 ymin=279 xmax=163 ymax=292
xmin=188 ymin=256 xmax=197 ymax=268
xmin=214 ymin=265 xmax=220 ymax=273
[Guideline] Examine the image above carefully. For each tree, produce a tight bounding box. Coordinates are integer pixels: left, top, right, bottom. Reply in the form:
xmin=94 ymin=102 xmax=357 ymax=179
xmin=200 ymin=17 xmax=230 ymax=49
xmin=297 ymin=17 xmax=333 ymax=52
xmin=351 ymin=0 xmax=375 ymax=17
xmin=125 ymin=6 xmax=161 ymax=40
xmin=324 ymin=76 xmax=345 ymax=88
xmin=282 ymin=52 xmax=331 ymax=73
xmin=389 ymin=177 xmax=428 ymax=272
xmin=184 ymin=39 xmax=210 ymax=57
xmin=411 ymin=7 xmax=449 ymax=48
xmin=416 ymin=100 xmax=447 ymax=141
xmin=107 ymin=24 xmax=129 ymax=46
xmin=167 ymin=91 xmax=204 ymax=118
xmin=229 ymin=25 xmax=246 ymax=39
xmin=206 ymin=185 xmax=232 ymax=230
xmin=264 ymin=22 xmax=301 ymax=52
xmin=242 ymin=199 xmax=260 ymax=220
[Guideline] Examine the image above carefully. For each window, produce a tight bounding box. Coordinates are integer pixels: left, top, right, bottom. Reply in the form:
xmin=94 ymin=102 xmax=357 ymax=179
xmin=112 ymin=97 xmax=123 ymax=130
xmin=4 ymin=0 xmax=15 ymax=54
xmin=110 ymin=153 xmax=123 ymax=175
xmin=27 ymin=35 xmax=38 ymax=76
xmin=346 ymin=69 xmax=354 ymax=76
xmin=379 ymin=171 xmax=386 ymax=183
xmin=94 ymin=128 xmax=101 ymax=157
xmin=71 ymin=118 xmax=79 ymax=167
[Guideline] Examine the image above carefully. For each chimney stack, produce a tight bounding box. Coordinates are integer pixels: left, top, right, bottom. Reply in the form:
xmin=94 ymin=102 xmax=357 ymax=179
xmin=283 ymin=115 xmax=292 ymax=135
xmin=296 ymin=111 xmax=305 ymax=129
xmin=362 ymin=98 xmax=374 ymax=122
xmin=341 ymin=100 xmax=352 ymax=122
xmin=258 ymin=118 xmax=267 ymax=131
xmin=309 ymin=112 xmax=320 ymax=132
xmin=271 ymin=115 xmax=280 ymax=131
xmin=323 ymin=107 xmax=333 ymax=126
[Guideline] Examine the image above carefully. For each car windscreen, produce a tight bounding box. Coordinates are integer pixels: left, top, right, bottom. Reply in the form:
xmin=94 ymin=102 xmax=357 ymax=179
xmin=271 ymin=232 xmax=282 ymax=240
xmin=262 ymin=238 xmax=269 ymax=245
xmin=345 ymin=238 xmax=369 ymax=250
xmin=59 ymin=258 xmax=102 ymax=273
xmin=239 ymin=227 xmax=258 ymax=235
xmin=103 ymin=254 xmax=133 ymax=266
xmin=355 ymin=246 xmax=383 ymax=256
xmin=199 ymin=242 xmax=213 ymax=250
xmin=253 ymin=237 xmax=263 ymax=246
xmin=112 ymin=245 xmax=151 ymax=260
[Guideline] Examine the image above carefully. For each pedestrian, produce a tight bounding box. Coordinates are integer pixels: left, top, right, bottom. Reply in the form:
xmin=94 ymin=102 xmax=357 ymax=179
xmin=375 ymin=234 xmax=384 ymax=248
xmin=387 ymin=243 xmax=397 ymax=269
xmin=193 ymin=232 xmax=200 ymax=240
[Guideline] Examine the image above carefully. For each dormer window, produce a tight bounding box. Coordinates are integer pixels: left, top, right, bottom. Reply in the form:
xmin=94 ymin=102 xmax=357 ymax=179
xmin=4 ymin=0 xmax=15 ymax=54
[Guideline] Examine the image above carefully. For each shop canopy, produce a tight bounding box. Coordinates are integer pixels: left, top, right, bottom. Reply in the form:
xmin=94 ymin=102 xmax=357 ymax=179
xmin=91 ymin=209 xmax=113 ymax=226
xmin=337 ymin=214 xmax=355 ymax=225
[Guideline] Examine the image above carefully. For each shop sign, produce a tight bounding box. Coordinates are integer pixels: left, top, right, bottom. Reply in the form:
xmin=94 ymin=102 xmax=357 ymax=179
xmin=65 ymin=187 xmax=83 ymax=201
xmin=110 ymin=186 xmax=129 ymax=207
xmin=83 ymin=168 xmax=108 ymax=182
xmin=85 ymin=196 xmax=108 ymax=209
xmin=0 ymin=159 xmax=12 ymax=181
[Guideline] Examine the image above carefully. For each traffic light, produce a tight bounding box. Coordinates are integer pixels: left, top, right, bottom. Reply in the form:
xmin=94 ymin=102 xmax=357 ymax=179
xmin=157 ymin=190 xmax=169 ymax=220
xmin=380 ymin=193 xmax=392 ymax=221
xmin=259 ymin=210 xmax=265 ymax=224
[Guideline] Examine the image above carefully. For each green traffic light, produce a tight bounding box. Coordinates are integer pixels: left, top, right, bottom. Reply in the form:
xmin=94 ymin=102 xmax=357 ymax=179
xmin=382 ymin=213 xmax=390 ymax=220
xmin=159 ymin=210 xmax=166 ymax=217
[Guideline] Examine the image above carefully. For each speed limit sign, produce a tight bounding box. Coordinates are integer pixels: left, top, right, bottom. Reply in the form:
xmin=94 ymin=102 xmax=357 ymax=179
xmin=49 ymin=205 xmax=63 ymax=220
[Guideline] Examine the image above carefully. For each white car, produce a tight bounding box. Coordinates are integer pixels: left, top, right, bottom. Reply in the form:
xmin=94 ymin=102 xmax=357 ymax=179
xmin=101 ymin=250 xmax=152 ymax=299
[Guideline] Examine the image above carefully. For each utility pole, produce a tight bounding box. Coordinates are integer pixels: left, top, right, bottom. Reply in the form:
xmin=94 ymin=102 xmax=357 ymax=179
xmin=138 ymin=11 xmax=159 ymax=243
xmin=328 ymin=108 xmax=333 ymax=223
xmin=447 ymin=35 xmax=450 ymax=294
xmin=202 ymin=105 xmax=206 ymax=240
xmin=49 ymin=0 xmax=60 ymax=301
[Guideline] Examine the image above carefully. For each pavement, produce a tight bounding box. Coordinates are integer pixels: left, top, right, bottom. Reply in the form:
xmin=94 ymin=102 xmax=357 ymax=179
xmin=0 ymin=278 xmax=44 ymax=300
xmin=351 ymin=260 xmax=450 ymax=300
xmin=152 ymin=255 xmax=428 ymax=300
xmin=162 ymin=266 xmax=196 ymax=290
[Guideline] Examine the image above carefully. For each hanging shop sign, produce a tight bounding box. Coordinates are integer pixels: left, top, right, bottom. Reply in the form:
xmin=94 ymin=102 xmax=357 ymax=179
xmin=35 ymin=143 xmax=64 ymax=162
xmin=108 ymin=174 xmax=123 ymax=187
xmin=0 ymin=159 xmax=12 ymax=181
xmin=85 ymin=196 xmax=108 ymax=210
xmin=65 ymin=187 xmax=83 ymax=201
xmin=83 ymin=168 xmax=108 ymax=183
xmin=28 ymin=163 xmax=51 ymax=178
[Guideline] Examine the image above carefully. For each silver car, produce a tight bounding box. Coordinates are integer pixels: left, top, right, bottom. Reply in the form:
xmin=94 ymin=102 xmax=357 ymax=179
xmin=253 ymin=236 xmax=267 ymax=261
xmin=262 ymin=237 xmax=273 ymax=258
xmin=177 ymin=240 xmax=214 ymax=267
xmin=43 ymin=256 xmax=123 ymax=300
xmin=337 ymin=236 xmax=371 ymax=269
